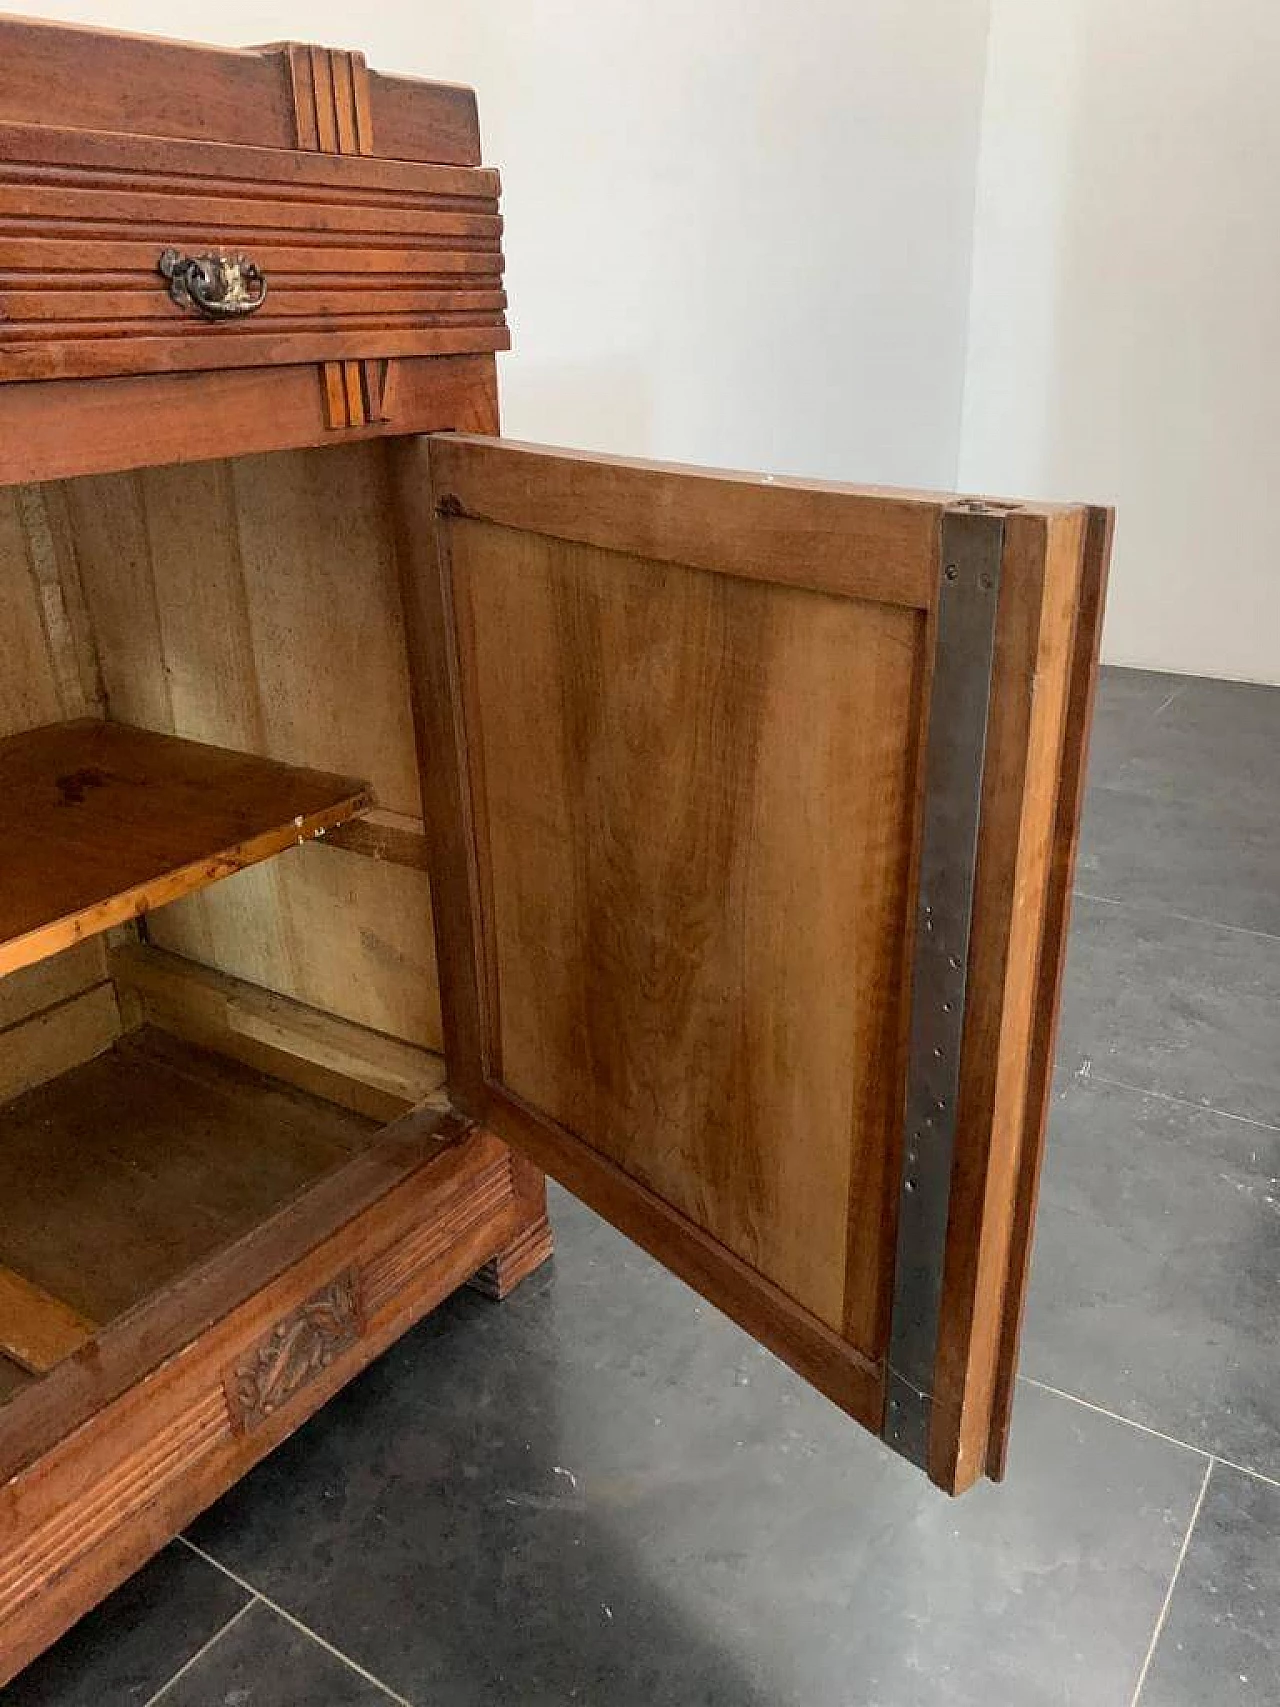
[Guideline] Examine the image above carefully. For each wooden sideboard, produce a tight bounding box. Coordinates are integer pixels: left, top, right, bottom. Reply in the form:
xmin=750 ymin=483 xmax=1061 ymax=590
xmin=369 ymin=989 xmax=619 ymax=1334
xmin=0 ymin=17 xmax=1112 ymax=1685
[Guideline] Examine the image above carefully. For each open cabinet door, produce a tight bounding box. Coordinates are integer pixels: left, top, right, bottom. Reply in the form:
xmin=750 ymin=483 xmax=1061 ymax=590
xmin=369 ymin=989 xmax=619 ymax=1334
xmin=390 ymin=434 xmax=1111 ymax=1495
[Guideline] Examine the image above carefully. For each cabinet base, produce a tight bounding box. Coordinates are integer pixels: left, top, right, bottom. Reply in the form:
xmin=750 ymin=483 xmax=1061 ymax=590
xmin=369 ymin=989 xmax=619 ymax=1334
xmin=467 ymin=1213 xmax=555 ymax=1299
xmin=0 ymin=1124 xmax=537 ymax=1687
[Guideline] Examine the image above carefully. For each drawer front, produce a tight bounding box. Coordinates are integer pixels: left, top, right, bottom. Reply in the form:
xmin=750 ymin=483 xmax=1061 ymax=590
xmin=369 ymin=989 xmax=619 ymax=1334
xmin=0 ymin=122 xmax=508 ymax=389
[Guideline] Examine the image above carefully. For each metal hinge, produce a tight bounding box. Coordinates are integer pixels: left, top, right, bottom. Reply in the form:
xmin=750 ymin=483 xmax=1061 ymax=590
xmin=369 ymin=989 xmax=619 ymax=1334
xmin=884 ymin=506 xmax=1004 ymax=1470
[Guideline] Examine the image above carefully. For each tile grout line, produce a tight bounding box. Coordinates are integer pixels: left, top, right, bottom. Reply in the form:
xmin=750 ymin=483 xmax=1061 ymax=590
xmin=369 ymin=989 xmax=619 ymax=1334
xmin=1128 ymin=1457 xmax=1212 ymax=1707
xmin=1021 ymin=1376 xmax=1280 ymax=1493
xmin=1021 ymin=1376 xmax=1210 ymax=1461
xmin=1205 ymin=1452 xmax=1280 ymax=1494
xmin=1074 ymin=888 xmax=1280 ymax=948
xmin=1085 ymin=1065 xmax=1280 ymax=1133
xmin=1149 ymin=683 xmax=1189 ymax=719
xmin=1075 ymin=1064 xmax=1280 ymax=1137
xmin=179 ymin=1536 xmax=415 ymax=1706
xmin=140 ymin=1595 xmax=259 ymax=1707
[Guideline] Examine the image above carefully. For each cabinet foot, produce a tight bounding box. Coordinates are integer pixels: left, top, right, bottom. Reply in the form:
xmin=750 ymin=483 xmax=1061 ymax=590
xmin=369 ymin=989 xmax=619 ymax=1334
xmin=468 ymin=1214 xmax=554 ymax=1300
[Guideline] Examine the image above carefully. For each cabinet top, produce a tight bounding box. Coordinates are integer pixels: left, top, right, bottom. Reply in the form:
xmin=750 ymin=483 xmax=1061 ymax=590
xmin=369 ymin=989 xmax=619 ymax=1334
xmin=0 ymin=15 xmax=507 ymax=482
xmin=0 ymin=15 xmax=482 ymax=165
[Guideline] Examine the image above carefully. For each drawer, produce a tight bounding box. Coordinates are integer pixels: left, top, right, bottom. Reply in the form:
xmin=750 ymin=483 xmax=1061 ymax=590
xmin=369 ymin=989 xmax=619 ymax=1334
xmin=0 ymin=123 xmax=508 ymax=385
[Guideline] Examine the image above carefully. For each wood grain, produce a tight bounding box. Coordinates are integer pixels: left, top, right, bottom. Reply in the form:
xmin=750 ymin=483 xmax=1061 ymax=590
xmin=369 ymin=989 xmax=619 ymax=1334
xmin=111 ymin=942 xmax=447 ymax=1124
xmin=427 ymin=439 xmax=1084 ymax=614
xmin=0 ymin=719 xmax=369 ymax=977
xmin=926 ymin=508 xmax=1091 ymax=1493
xmin=0 ymin=123 xmax=493 ymax=199
xmin=430 ymin=436 xmax=945 ymax=612
xmin=0 ymin=287 xmax=507 ymax=326
xmin=66 ymin=445 xmax=445 ymax=1052
xmin=466 ymin=1152 xmax=554 ymax=1300
xmin=0 ymin=78 xmax=504 ymax=385
xmin=0 ymin=982 xmax=121 ymax=1104
xmin=0 ymin=353 xmax=500 ymax=488
xmin=985 ymin=505 xmax=1115 ymax=1479
xmin=409 ymin=435 xmax=1105 ymax=1490
xmin=487 ymin=1082 xmax=882 ymax=1427
xmin=0 ymin=492 xmax=67 ymax=739
xmin=0 ymin=326 xmax=509 ymax=386
xmin=0 ymin=1269 xmax=97 ymax=1376
xmin=0 ymin=1105 xmax=464 ymax=1482
xmin=453 ymin=519 xmax=921 ymax=1338
xmin=0 ymin=485 xmax=101 ymax=739
xmin=406 ymin=440 xmax=914 ymax=1413
xmin=0 ymin=1026 xmax=378 ymax=1328
xmin=0 ymin=20 xmax=481 ymax=164
xmin=323 ymin=808 xmax=431 ymax=871
xmin=0 ymin=1359 xmax=32 ymax=1407
xmin=282 ymin=35 xmax=385 ymax=427
xmin=0 ymin=1118 xmax=532 ymax=1686
xmin=388 ymin=436 xmax=491 ymax=1114
xmin=0 ymin=22 xmax=498 ymax=423
xmin=0 ymin=941 xmax=109 ymax=1033
xmin=0 ymin=22 xmax=555 ymax=1682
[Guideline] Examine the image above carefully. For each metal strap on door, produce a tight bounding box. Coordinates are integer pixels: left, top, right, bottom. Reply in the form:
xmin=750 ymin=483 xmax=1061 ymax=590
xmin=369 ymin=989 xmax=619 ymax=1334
xmin=885 ymin=507 xmax=1005 ymax=1470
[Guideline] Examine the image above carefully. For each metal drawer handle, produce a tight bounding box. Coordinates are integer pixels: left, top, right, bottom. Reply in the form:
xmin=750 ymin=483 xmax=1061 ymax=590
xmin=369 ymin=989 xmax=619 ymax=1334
xmin=158 ymin=248 xmax=268 ymax=320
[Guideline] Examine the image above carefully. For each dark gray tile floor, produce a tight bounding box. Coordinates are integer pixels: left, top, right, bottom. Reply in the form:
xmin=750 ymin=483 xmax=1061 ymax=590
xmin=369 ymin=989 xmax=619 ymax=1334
xmin=1137 ymin=1464 xmax=1280 ymax=1705
xmin=2 ymin=1544 xmax=248 ymax=1707
xmin=10 ymin=665 xmax=1279 ymax=1706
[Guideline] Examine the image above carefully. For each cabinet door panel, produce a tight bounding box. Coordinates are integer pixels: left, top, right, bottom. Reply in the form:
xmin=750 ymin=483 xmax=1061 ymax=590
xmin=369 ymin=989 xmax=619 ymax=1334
xmin=393 ymin=434 xmax=1110 ymax=1494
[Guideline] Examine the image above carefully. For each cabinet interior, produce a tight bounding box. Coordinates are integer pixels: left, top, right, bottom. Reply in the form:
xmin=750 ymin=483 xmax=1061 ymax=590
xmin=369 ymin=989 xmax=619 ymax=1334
xmin=0 ymin=439 xmax=446 ymax=1406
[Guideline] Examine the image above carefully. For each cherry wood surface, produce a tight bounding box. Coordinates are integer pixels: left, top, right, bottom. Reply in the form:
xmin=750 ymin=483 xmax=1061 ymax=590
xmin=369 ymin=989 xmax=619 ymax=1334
xmin=0 ymin=353 xmax=501 ymax=488
xmin=0 ymin=1268 xmax=96 ymax=1377
xmin=984 ymin=505 xmax=1115 ymax=1479
xmin=0 ymin=19 xmax=555 ymax=1683
xmin=0 ymin=16 xmax=507 ymax=472
xmin=0 ymin=719 xmax=370 ymax=978
xmin=0 ymin=23 xmax=1112 ymax=1694
xmin=0 ymin=1026 xmax=379 ymax=1332
xmin=0 ymin=18 xmax=482 ymax=163
xmin=400 ymin=433 xmax=1110 ymax=1492
xmin=0 ymin=1115 xmax=535 ymax=1686
xmin=0 ymin=120 xmax=507 ymax=384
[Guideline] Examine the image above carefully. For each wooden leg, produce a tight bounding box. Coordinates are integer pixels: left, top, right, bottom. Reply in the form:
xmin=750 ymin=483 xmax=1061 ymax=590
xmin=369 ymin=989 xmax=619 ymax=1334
xmin=468 ymin=1153 xmax=554 ymax=1299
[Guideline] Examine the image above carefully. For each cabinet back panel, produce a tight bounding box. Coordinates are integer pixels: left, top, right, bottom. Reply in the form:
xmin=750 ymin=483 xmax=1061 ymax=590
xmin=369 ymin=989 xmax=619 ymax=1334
xmin=59 ymin=443 xmax=443 ymax=1051
xmin=452 ymin=520 xmax=923 ymax=1345
xmin=0 ymin=489 xmax=116 ymax=1071
xmin=0 ymin=494 xmax=63 ymax=738
xmin=0 ymin=484 xmax=100 ymax=737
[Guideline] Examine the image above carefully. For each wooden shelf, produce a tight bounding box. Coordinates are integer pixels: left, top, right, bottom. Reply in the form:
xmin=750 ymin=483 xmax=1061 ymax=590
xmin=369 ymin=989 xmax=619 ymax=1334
xmin=0 ymin=720 xmax=371 ymax=978
xmin=0 ymin=1026 xmax=381 ymax=1365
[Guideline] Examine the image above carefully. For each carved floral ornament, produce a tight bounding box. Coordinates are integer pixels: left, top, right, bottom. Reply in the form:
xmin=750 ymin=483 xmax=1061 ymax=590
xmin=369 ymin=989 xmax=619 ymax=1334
xmin=223 ymin=1270 xmax=363 ymax=1434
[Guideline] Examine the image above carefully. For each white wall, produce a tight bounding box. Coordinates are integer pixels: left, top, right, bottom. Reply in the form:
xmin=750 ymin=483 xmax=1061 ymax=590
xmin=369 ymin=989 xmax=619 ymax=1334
xmin=23 ymin=0 xmax=992 ymax=490
xmin=960 ymin=0 xmax=1280 ymax=682
xmin=19 ymin=3 xmax=1278 ymax=680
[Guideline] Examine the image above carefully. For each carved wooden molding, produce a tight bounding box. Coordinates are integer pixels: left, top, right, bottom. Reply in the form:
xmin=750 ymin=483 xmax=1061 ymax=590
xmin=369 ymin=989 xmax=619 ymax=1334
xmin=0 ymin=128 xmax=506 ymax=388
xmin=281 ymin=44 xmax=373 ymax=155
xmin=322 ymin=358 xmax=394 ymax=432
xmin=362 ymin=1151 xmax=514 ymax=1316
xmin=467 ymin=1216 xmax=556 ymax=1301
xmin=223 ymin=1269 xmax=364 ymax=1434
xmin=278 ymin=42 xmax=400 ymax=432
xmin=0 ymin=1389 xmax=229 ymax=1626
